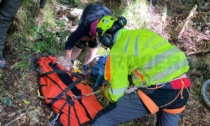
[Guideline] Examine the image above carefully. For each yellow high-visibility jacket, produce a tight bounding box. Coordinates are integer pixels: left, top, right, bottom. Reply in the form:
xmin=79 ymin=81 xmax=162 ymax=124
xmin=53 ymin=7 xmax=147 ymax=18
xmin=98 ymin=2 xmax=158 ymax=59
xmin=103 ymin=29 xmax=189 ymax=102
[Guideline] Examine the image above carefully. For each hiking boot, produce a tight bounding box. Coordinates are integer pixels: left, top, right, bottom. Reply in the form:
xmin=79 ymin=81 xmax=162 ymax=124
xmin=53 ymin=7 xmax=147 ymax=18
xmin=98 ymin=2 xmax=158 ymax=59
xmin=0 ymin=57 xmax=6 ymax=68
xmin=40 ymin=0 xmax=46 ymax=8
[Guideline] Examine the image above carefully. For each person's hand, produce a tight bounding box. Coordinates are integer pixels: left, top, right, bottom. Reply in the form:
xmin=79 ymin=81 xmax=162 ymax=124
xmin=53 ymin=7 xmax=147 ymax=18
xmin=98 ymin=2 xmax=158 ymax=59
xmin=100 ymin=83 xmax=109 ymax=96
xmin=65 ymin=50 xmax=72 ymax=59
xmin=56 ymin=56 xmax=73 ymax=70
xmin=100 ymin=83 xmax=114 ymax=103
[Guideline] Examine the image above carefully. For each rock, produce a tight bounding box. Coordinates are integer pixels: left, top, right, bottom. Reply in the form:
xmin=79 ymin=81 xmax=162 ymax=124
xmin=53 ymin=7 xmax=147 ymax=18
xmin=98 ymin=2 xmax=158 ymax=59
xmin=66 ymin=13 xmax=75 ymax=20
xmin=204 ymin=30 xmax=209 ymax=35
xmin=72 ymin=16 xmax=80 ymax=26
xmin=69 ymin=8 xmax=83 ymax=18
xmin=69 ymin=25 xmax=78 ymax=32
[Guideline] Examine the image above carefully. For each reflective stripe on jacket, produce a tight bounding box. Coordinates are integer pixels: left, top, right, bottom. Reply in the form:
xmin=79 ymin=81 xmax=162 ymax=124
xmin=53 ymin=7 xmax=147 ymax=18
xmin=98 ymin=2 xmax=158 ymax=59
xmin=104 ymin=29 xmax=189 ymax=102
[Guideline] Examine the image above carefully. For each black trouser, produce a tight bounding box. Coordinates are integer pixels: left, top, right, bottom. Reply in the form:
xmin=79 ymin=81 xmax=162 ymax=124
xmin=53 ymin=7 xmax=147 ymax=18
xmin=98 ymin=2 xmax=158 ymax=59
xmin=0 ymin=0 xmax=23 ymax=57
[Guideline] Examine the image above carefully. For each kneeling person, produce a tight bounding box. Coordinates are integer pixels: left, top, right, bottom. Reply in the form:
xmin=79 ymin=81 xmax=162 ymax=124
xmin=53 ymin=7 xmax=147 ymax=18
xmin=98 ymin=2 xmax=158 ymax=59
xmin=91 ymin=16 xmax=191 ymax=126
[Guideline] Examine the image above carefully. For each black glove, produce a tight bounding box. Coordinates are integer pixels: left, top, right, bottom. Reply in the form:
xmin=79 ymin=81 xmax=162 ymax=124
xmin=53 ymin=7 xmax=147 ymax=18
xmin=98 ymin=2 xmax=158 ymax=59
xmin=82 ymin=64 xmax=89 ymax=76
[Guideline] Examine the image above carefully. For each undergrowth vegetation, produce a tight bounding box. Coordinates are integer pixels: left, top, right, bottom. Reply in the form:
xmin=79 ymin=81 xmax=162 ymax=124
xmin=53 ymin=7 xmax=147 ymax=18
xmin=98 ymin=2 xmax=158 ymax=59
xmin=32 ymin=20 xmax=68 ymax=55
xmin=7 ymin=0 xmax=69 ymax=70
xmin=0 ymin=0 xmax=69 ymax=106
xmin=122 ymin=0 xmax=151 ymax=29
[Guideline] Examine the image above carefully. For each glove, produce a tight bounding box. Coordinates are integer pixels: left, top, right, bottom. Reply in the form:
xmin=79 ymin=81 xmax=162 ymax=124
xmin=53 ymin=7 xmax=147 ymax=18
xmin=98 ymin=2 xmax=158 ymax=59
xmin=100 ymin=83 xmax=114 ymax=103
xmin=100 ymin=83 xmax=109 ymax=96
xmin=125 ymin=86 xmax=140 ymax=94
xmin=82 ymin=64 xmax=89 ymax=76
xmin=56 ymin=56 xmax=73 ymax=70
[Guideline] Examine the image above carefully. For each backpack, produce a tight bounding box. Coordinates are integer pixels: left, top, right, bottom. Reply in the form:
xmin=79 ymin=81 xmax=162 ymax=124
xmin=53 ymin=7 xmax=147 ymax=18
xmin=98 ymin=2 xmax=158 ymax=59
xmin=91 ymin=55 xmax=109 ymax=89
xmin=36 ymin=56 xmax=103 ymax=126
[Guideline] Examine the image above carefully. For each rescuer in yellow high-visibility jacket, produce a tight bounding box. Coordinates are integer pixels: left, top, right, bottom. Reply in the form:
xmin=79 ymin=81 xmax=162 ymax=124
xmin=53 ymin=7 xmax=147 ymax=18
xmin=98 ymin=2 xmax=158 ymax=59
xmin=91 ymin=16 xmax=191 ymax=126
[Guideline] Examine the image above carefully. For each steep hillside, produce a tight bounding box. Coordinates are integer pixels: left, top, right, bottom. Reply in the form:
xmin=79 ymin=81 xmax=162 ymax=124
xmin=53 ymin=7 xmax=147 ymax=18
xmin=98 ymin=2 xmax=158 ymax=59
xmin=0 ymin=0 xmax=209 ymax=125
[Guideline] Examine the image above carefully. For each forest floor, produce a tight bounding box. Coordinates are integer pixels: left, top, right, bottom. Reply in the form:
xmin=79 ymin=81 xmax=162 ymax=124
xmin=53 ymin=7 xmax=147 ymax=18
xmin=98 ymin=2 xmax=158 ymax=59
xmin=0 ymin=0 xmax=209 ymax=126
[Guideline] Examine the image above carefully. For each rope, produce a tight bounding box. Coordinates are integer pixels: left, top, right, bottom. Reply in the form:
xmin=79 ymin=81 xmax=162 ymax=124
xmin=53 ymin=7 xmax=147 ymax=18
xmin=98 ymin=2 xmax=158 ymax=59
xmin=159 ymin=78 xmax=190 ymax=108
xmin=73 ymin=90 xmax=100 ymax=101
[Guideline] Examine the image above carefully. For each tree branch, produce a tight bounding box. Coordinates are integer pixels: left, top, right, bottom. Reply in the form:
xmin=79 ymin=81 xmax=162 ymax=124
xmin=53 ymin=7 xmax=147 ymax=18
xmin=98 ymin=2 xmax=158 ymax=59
xmin=175 ymin=4 xmax=198 ymax=39
xmin=187 ymin=50 xmax=210 ymax=56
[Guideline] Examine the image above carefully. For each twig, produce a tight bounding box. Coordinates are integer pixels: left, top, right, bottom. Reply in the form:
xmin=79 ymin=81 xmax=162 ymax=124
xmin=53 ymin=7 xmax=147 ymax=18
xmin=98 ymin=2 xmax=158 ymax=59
xmin=177 ymin=4 xmax=198 ymax=39
xmin=187 ymin=50 xmax=210 ymax=56
xmin=5 ymin=113 xmax=26 ymax=126
xmin=5 ymin=107 xmax=34 ymax=126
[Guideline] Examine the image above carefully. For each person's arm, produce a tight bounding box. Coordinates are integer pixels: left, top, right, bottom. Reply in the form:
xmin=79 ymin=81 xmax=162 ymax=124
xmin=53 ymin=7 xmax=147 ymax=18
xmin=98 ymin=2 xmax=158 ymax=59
xmin=65 ymin=25 xmax=87 ymax=50
xmin=65 ymin=22 xmax=88 ymax=59
xmin=103 ymin=53 xmax=129 ymax=102
xmin=65 ymin=50 xmax=72 ymax=59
